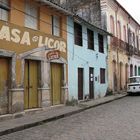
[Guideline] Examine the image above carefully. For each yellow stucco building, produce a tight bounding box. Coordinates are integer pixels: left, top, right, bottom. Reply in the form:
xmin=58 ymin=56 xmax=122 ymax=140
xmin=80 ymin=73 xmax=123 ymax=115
xmin=0 ymin=0 xmax=69 ymax=115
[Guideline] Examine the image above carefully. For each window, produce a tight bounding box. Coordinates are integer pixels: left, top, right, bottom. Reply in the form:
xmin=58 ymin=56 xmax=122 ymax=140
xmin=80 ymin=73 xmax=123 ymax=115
xmin=110 ymin=15 xmax=115 ymax=35
xmin=52 ymin=15 xmax=61 ymax=36
xmin=133 ymin=33 xmax=135 ymax=47
xmin=135 ymin=65 xmax=137 ymax=76
xmin=100 ymin=68 xmax=105 ymax=84
xmin=98 ymin=34 xmax=104 ymax=53
xmin=117 ymin=21 xmax=121 ymax=39
xmin=87 ymin=29 xmax=94 ymax=50
xmin=0 ymin=0 xmax=9 ymax=21
xmin=123 ymin=25 xmax=126 ymax=42
xmin=137 ymin=36 xmax=139 ymax=49
xmin=130 ymin=64 xmax=133 ymax=77
xmin=25 ymin=0 xmax=38 ymax=29
xmin=74 ymin=22 xmax=82 ymax=46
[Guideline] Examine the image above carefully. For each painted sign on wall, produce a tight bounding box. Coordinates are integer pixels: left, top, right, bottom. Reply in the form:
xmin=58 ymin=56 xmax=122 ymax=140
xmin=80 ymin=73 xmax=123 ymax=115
xmin=47 ymin=50 xmax=60 ymax=60
xmin=0 ymin=20 xmax=67 ymax=54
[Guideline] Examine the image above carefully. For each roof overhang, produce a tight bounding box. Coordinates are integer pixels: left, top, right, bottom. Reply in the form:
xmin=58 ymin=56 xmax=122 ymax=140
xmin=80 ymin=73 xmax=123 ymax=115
xmin=74 ymin=15 xmax=112 ymax=36
xmin=35 ymin=0 xmax=73 ymax=16
xmin=35 ymin=0 xmax=112 ymax=36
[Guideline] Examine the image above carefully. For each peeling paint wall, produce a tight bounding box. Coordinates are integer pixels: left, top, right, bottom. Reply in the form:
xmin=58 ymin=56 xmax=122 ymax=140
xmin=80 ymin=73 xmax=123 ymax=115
xmin=0 ymin=0 xmax=68 ymax=114
xmin=50 ymin=0 xmax=102 ymax=28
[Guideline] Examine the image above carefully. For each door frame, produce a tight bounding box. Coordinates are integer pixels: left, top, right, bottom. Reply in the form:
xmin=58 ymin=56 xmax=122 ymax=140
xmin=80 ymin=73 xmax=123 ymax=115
xmin=50 ymin=62 xmax=64 ymax=105
xmin=78 ymin=67 xmax=84 ymax=100
xmin=89 ymin=67 xmax=94 ymax=99
xmin=0 ymin=56 xmax=12 ymax=114
xmin=24 ymin=59 xmax=41 ymax=109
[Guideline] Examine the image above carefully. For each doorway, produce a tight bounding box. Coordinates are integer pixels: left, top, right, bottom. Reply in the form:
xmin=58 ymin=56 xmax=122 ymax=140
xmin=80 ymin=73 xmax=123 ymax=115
xmin=51 ymin=63 xmax=62 ymax=105
xmin=89 ymin=67 xmax=94 ymax=99
xmin=0 ymin=58 xmax=11 ymax=115
xmin=78 ymin=68 xmax=84 ymax=100
xmin=24 ymin=60 xmax=39 ymax=109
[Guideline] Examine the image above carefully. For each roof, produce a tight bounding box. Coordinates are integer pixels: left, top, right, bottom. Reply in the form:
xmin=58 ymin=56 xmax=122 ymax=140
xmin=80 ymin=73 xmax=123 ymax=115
xmin=74 ymin=15 xmax=112 ymax=36
xmin=114 ymin=0 xmax=140 ymax=26
xmin=35 ymin=0 xmax=74 ymax=16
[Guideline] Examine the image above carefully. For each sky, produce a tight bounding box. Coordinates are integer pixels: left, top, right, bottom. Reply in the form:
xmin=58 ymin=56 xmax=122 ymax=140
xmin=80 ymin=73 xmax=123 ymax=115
xmin=116 ymin=0 xmax=140 ymax=24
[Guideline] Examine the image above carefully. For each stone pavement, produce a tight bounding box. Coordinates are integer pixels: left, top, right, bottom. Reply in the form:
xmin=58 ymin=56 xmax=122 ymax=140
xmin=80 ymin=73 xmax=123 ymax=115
xmin=0 ymin=93 xmax=127 ymax=136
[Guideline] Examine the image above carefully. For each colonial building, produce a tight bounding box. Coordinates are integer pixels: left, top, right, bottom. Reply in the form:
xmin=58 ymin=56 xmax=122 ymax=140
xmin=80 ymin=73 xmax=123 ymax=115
xmin=101 ymin=0 xmax=140 ymax=92
xmin=0 ymin=0 xmax=69 ymax=115
xmin=67 ymin=16 xmax=109 ymax=100
xmin=52 ymin=0 xmax=140 ymax=93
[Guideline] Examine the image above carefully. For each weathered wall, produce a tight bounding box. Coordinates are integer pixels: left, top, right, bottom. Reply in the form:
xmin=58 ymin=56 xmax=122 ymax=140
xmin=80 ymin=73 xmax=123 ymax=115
xmin=0 ymin=0 xmax=68 ymax=114
xmin=100 ymin=0 xmax=140 ymax=91
xmin=67 ymin=17 xmax=108 ymax=100
xmin=50 ymin=0 xmax=102 ymax=28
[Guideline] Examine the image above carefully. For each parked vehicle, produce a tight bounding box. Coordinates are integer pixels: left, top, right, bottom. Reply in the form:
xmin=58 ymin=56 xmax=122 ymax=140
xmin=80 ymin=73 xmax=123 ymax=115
xmin=127 ymin=76 xmax=140 ymax=94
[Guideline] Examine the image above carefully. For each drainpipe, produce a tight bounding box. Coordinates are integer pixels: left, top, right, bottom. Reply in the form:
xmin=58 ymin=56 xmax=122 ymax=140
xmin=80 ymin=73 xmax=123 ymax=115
xmin=115 ymin=7 xmax=119 ymax=92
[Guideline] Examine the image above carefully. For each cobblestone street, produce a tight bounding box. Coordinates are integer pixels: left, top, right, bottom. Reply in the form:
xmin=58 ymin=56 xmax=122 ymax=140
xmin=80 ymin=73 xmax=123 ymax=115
xmin=1 ymin=96 xmax=140 ymax=140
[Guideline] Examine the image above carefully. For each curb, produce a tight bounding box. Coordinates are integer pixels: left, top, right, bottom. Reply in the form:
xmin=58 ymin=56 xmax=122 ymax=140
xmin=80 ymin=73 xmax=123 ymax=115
xmin=0 ymin=94 xmax=127 ymax=137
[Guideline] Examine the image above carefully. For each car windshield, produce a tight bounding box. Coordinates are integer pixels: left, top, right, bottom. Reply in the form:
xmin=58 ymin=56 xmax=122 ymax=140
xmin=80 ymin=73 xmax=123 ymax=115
xmin=129 ymin=77 xmax=140 ymax=83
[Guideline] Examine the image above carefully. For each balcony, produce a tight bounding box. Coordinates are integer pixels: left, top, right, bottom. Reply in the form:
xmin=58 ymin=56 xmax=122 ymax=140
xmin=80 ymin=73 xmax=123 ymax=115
xmin=110 ymin=37 xmax=127 ymax=51
xmin=110 ymin=36 xmax=140 ymax=57
xmin=119 ymin=39 xmax=127 ymax=50
xmin=110 ymin=36 xmax=119 ymax=49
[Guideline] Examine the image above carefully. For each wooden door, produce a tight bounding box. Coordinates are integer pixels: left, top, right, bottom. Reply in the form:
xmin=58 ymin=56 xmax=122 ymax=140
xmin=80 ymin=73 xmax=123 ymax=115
xmin=89 ymin=67 xmax=94 ymax=99
xmin=0 ymin=58 xmax=10 ymax=115
xmin=51 ymin=63 xmax=62 ymax=105
xmin=24 ymin=60 xmax=38 ymax=109
xmin=78 ymin=68 xmax=83 ymax=100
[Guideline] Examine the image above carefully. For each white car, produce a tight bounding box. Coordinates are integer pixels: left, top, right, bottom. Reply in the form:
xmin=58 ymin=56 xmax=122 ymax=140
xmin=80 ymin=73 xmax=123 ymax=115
xmin=127 ymin=76 xmax=140 ymax=94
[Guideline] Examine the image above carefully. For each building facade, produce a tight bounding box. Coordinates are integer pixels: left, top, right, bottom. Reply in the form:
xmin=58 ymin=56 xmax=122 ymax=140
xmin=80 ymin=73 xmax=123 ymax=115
xmin=101 ymin=0 xmax=140 ymax=92
xmin=0 ymin=0 xmax=69 ymax=115
xmin=67 ymin=16 xmax=109 ymax=100
xmin=49 ymin=0 xmax=102 ymax=28
xmin=53 ymin=0 xmax=140 ymax=93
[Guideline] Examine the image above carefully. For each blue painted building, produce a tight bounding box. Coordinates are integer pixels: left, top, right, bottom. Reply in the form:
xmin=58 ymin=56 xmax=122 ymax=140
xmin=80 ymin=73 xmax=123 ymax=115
xmin=67 ymin=16 xmax=109 ymax=100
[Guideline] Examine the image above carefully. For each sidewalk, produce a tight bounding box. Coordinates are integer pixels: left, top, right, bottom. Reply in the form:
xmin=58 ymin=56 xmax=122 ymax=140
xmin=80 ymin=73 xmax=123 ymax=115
xmin=0 ymin=93 xmax=127 ymax=136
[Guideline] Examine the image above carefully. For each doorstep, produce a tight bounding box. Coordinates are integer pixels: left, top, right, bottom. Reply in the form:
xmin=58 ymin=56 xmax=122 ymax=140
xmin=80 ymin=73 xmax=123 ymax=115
xmin=0 ymin=108 xmax=43 ymax=122
xmin=0 ymin=114 xmax=13 ymax=122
